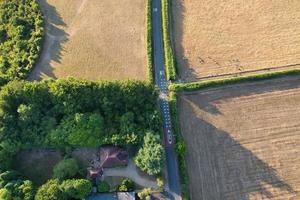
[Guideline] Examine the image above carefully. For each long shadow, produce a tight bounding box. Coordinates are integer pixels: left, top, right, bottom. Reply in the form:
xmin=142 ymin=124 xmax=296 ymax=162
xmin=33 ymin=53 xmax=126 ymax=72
xmin=182 ymin=76 xmax=300 ymax=115
xmin=171 ymin=0 xmax=204 ymax=82
xmin=179 ymin=97 xmax=298 ymax=199
xmin=28 ymin=0 xmax=69 ymax=80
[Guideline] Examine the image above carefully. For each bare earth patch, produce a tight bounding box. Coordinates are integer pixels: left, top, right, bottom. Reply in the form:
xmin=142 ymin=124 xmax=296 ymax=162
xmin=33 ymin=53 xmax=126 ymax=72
xmin=178 ymin=76 xmax=300 ymax=199
xmin=14 ymin=149 xmax=62 ymax=185
xmin=29 ymin=0 xmax=147 ymax=81
xmin=172 ymin=0 xmax=300 ymax=82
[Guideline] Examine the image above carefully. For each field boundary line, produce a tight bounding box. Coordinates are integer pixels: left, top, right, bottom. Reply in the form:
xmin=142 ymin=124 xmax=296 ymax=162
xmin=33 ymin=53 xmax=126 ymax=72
xmin=146 ymin=0 xmax=155 ymax=83
xmin=169 ymin=91 xmax=190 ymax=200
xmin=169 ymin=68 xmax=300 ymax=92
xmin=161 ymin=0 xmax=176 ymax=81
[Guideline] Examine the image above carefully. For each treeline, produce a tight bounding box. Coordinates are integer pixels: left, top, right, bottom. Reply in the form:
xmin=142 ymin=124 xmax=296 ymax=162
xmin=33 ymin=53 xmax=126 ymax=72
xmin=0 ymin=79 xmax=163 ymax=175
xmin=0 ymin=0 xmax=44 ymax=80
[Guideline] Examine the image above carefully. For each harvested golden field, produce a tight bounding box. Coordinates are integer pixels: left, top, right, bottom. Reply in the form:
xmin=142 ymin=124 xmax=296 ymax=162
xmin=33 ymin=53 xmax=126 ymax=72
xmin=178 ymin=76 xmax=300 ymax=200
xmin=29 ymin=0 xmax=147 ymax=80
xmin=172 ymin=0 xmax=300 ymax=82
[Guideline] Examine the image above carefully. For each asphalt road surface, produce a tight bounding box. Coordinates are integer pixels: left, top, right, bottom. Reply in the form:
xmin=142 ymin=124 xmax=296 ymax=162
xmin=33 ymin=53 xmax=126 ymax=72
xmin=152 ymin=0 xmax=182 ymax=199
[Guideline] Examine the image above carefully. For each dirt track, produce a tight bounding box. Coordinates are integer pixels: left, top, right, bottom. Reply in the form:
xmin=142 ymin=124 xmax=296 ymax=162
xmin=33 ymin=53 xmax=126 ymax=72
xmin=29 ymin=0 xmax=147 ymax=81
xmin=178 ymin=76 xmax=300 ymax=200
xmin=172 ymin=0 xmax=300 ymax=82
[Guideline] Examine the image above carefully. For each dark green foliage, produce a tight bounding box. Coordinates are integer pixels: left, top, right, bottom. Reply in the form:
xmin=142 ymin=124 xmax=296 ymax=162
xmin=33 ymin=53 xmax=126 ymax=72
xmin=60 ymin=179 xmax=92 ymax=199
xmin=0 ymin=79 xmax=160 ymax=148
xmin=117 ymin=178 xmax=135 ymax=192
xmin=0 ymin=171 xmax=35 ymax=200
xmin=0 ymin=0 xmax=44 ymax=79
xmin=161 ymin=0 xmax=176 ymax=80
xmin=53 ymin=159 xmax=79 ymax=180
xmin=35 ymin=179 xmax=66 ymax=200
xmin=146 ymin=0 xmax=154 ymax=83
xmin=169 ymin=69 xmax=300 ymax=92
xmin=97 ymin=181 xmax=110 ymax=193
xmin=135 ymin=132 xmax=164 ymax=176
xmin=169 ymin=92 xmax=189 ymax=200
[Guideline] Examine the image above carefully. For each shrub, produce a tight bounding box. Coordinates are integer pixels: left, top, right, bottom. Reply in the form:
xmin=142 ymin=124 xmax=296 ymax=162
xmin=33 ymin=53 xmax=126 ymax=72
xmin=137 ymin=188 xmax=152 ymax=200
xmin=118 ymin=178 xmax=135 ymax=192
xmin=53 ymin=158 xmax=79 ymax=180
xmin=35 ymin=179 xmax=66 ymax=200
xmin=60 ymin=179 xmax=92 ymax=199
xmin=146 ymin=0 xmax=154 ymax=83
xmin=156 ymin=177 xmax=164 ymax=192
xmin=97 ymin=181 xmax=110 ymax=193
xmin=0 ymin=188 xmax=12 ymax=199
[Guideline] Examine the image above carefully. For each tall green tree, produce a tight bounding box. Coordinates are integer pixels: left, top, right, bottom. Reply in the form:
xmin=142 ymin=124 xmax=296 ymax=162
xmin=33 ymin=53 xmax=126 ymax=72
xmin=60 ymin=179 xmax=92 ymax=199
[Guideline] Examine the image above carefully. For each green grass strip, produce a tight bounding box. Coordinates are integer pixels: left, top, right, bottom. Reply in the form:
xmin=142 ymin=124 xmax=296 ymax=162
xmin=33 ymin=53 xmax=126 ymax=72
xmin=161 ymin=0 xmax=176 ymax=81
xmin=170 ymin=69 xmax=300 ymax=92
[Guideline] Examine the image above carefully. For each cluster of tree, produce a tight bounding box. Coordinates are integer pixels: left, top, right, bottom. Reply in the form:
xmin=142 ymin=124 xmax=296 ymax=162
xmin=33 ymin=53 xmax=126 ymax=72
xmin=0 ymin=171 xmax=35 ymax=200
xmin=35 ymin=179 xmax=92 ymax=200
xmin=0 ymin=0 xmax=44 ymax=80
xmin=0 ymin=79 xmax=163 ymax=176
xmin=135 ymin=132 xmax=164 ymax=175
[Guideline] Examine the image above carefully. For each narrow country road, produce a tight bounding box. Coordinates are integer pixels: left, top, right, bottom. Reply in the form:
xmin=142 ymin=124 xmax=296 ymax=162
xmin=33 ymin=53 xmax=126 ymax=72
xmin=152 ymin=0 xmax=182 ymax=199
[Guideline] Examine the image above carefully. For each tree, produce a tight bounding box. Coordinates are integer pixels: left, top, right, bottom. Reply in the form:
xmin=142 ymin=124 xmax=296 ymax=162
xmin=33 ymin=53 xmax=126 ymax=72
xmin=53 ymin=159 xmax=79 ymax=180
xmin=60 ymin=179 xmax=92 ymax=199
xmin=35 ymin=179 xmax=66 ymax=200
xmin=135 ymin=132 xmax=164 ymax=175
xmin=118 ymin=178 xmax=135 ymax=192
xmin=97 ymin=181 xmax=110 ymax=193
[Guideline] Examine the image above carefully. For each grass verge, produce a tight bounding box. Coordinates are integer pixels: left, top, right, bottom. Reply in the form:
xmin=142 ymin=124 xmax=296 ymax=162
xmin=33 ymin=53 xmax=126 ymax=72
xmin=169 ymin=92 xmax=189 ymax=200
xmin=170 ymin=69 xmax=300 ymax=92
xmin=147 ymin=0 xmax=154 ymax=83
xmin=162 ymin=0 xmax=176 ymax=81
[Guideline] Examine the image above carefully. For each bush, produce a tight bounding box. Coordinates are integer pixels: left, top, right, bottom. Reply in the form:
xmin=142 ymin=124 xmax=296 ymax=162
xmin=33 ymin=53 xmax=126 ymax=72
xmin=156 ymin=177 xmax=164 ymax=192
xmin=0 ymin=0 xmax=44 ymax=80
xmin=60 ymin=179 xmax=92 ymax=199
xmin=53 ymin=158 xmax=79 ymax=180
xmin=137 ymin=188 xmax=152 ymax=200
xmin=97 ymin=181 xmax=110 ymax=193
xmin=35 ymin=179 xmax=66 ymax=200
xmin=135 ymin=132 xmax=164 ymax=176
xmin=118 ymin=178 xmax=135 ymax=192
xmin=0 ymin=188 xmax=11 ymax=200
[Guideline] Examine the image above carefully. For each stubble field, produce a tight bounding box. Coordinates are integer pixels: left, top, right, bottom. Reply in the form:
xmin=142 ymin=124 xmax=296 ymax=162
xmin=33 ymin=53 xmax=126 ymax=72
xmin=29 ymin=0 xmax=147 ymax=81
xmin=172 ymin=0 xmax=300 ymax=82
xmin=178 ymin=76 xmax=300 ymax=199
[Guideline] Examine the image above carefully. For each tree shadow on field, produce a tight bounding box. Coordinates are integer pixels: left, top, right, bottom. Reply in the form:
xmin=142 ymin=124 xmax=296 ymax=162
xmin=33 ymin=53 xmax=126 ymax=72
xmin=182 ymin=76 xmax=300 ymax=115
xmin=179 ymin=99 xmax=299 ymax=199
xmin=171 ymin=0 xmax=202 ymax=83
xmin=28 ymin=0 xmax=69 ymax=80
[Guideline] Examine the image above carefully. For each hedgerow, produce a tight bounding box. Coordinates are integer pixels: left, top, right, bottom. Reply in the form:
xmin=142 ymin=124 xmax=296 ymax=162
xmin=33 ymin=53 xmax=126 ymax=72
xmin=0 ymin=0 xmax=44 ymax=80
xmin=161 ymin=0 xmax=176 ymax=81
xmin=169 ymin=69 xmax=300 ymax=92
xmin=146 ymin=0 xmax=154 ymax=83
xmin=169 ymin=92 xmax=189 ymax=200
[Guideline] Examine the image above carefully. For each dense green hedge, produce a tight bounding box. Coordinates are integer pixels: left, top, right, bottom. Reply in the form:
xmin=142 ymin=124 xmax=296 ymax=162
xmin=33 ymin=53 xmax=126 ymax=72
xmin=0 ymin=79 xmax=163 ymax=173
xmin=169 ymin=92 xmax=189 ymax=200
xmin=161 ymin=0 xmax=176 ymax=81
xmin=170 ymin=69 xmax=300 ymax=92
xmin=146 ymin=0 xmax=154 ymax=83
xmin=0 ymin=0 xmax=44 ymax=80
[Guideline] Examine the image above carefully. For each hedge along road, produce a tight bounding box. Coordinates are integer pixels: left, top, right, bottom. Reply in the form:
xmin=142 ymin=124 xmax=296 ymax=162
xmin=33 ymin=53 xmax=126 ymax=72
xmin=152 ymin=0 xmax=182 ymax=199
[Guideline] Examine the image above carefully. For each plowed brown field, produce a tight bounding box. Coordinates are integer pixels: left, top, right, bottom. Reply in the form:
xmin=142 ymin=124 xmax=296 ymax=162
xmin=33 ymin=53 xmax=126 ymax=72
xmin=172 ymin=0 xmax=300 ymax=82
xmin=178 ymin=76 xmax=300 ymax=200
